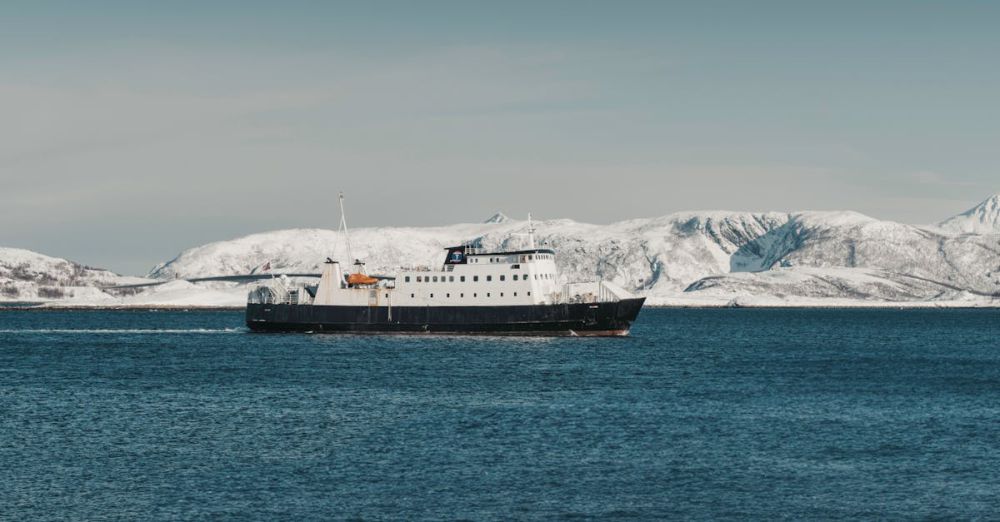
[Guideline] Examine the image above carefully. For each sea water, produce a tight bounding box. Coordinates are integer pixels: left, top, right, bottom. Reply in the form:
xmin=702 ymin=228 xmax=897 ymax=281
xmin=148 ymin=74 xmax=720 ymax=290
xmin=1 ymin=308 xmax=998 ymax=519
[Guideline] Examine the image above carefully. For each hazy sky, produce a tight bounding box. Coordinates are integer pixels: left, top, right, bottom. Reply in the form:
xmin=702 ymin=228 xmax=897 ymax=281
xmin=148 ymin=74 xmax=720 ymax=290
xmin=2 ymin=1 xmax=999 ymax=275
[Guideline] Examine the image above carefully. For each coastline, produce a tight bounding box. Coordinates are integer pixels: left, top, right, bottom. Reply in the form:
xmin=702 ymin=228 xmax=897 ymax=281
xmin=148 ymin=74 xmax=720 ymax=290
xmin=3 ymin=302 xmax=998 ymax=311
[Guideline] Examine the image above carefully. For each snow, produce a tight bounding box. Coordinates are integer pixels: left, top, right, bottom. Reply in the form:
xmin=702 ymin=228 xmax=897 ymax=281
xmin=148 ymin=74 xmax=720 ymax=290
xmin=143 ymin=197 xmax=1000 ymax=308
xmin=0 ymin=247 xmax=140 ymax=303
xmin=939 ymin=194 xmax=1000 ymax=234
xmin=483 ymin=212 xmax=510 ymax=224
xmin=5 ymin=194 xmax=1000 ymax=308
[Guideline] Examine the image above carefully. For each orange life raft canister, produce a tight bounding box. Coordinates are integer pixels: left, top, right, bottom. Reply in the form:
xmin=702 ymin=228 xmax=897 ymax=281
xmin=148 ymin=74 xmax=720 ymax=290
xmin=346 ymin=273 xmax=379 ymax=285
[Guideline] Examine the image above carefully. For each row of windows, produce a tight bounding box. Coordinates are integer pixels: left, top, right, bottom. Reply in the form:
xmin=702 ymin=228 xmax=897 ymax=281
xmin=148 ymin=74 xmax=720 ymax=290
xmin=470 ymin=254 xmax=553 ymax=264
xmin=404 ymin=273 xmax=555 ymax=283
xmin=408 ymin=291 xmax=532 ymax=299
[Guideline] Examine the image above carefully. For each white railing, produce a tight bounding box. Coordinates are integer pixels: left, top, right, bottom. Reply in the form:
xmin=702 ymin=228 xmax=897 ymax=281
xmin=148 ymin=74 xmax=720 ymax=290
xmin=247 ymin=282 xmax=314 ymax=305
xmin=559 ymin=281 xmax=626 ymax=304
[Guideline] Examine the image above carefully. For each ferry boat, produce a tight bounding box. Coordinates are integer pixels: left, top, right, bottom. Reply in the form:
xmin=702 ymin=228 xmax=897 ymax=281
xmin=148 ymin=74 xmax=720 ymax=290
xmin=245 ymin=196 xmax=645 ymax=336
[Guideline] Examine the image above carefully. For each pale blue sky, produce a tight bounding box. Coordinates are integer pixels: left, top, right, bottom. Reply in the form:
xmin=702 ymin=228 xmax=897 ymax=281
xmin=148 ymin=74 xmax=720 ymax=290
xmin=2 ymin=1 xmax=998 ymax=275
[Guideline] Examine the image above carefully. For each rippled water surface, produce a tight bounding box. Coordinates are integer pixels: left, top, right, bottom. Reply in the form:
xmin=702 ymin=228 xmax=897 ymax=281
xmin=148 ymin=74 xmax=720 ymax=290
xmin=1 ymin=308 xmax=999 ymax=520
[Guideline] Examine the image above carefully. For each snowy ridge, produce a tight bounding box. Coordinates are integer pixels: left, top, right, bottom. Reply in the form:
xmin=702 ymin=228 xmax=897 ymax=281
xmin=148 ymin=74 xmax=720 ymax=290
xmin=147 ymin=201 xmax=1000 ymax=307
xmin=939 ymin=194 xmax=1000 ymax=234
xmin=483 ymin=212 xmax=510 ymax=224
xmin=5 ymin=195 xmax=1000 ymax=307
xmin=0 ymin=247 xmax=133 ymax=302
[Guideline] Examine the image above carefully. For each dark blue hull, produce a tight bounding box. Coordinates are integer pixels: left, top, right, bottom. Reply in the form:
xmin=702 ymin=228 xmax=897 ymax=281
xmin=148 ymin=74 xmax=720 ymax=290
xmin=246 ymin=298 xmax=645 ymax=336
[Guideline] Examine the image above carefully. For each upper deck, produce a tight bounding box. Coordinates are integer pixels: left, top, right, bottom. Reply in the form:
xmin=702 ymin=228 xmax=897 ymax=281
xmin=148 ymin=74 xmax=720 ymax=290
xmin=441 ymin=245 xmax=556 ymax=267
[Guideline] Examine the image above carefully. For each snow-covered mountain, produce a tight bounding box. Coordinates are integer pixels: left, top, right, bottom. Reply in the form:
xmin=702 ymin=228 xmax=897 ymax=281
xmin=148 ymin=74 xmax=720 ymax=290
xmin=0 ymin=247 xmax=246 ymax=306
xmin=148 ymin=198 xmax=1000 ymax=306
xmin=0 ymin=248 xmax=131 ymax=302
xmin=939 ymin=194 xmax=1000 ymax=234
xmin=6 ymin=195 xmax=999 ymax=307
xmin=483 ymin=212 xmax=510 ymax=224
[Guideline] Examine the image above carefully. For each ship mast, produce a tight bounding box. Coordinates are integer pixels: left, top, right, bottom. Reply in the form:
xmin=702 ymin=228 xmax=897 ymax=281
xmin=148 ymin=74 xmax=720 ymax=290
xmin=527 ymin=213 xmax=536 ymax=250
xmin=338 ymin=192 xmax=354 ymax=265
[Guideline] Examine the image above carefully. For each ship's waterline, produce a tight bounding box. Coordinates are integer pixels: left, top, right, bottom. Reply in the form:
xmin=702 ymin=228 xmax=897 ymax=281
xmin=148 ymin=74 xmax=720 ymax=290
xmin=246 ymin=206 xmax=645 ymax=335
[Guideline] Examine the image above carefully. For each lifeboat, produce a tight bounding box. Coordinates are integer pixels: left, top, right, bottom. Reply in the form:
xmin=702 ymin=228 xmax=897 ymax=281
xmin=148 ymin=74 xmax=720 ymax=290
xmin=346 ymin=273 xmax=379 ymax=286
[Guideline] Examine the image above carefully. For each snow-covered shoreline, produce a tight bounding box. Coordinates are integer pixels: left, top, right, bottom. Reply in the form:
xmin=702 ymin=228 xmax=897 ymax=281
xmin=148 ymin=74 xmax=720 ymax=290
xmin=7 ymin=300 xmax=998 ymax=310
xmin=4 ymin=194 xmax=1000 ymax=309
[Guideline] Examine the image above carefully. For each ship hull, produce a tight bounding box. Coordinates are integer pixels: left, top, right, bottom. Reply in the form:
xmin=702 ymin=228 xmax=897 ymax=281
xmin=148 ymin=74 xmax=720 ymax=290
xmin=246 ymin=298 xmax=645 ymax=336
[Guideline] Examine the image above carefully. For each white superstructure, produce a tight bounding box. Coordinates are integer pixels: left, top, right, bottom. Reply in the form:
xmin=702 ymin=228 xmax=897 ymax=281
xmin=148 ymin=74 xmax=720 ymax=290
xmin=308 ymin=247 xmax=576 ymax=308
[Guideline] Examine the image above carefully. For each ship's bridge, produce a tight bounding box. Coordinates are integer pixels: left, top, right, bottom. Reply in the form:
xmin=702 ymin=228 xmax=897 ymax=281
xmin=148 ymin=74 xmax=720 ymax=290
xmin=442 ymin=246 xmax=555 ymax=267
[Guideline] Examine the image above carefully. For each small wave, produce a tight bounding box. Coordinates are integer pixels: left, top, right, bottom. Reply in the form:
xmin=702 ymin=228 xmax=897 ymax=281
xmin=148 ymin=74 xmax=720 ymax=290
xmin=0 ymin=328 xmax=244 ymax=334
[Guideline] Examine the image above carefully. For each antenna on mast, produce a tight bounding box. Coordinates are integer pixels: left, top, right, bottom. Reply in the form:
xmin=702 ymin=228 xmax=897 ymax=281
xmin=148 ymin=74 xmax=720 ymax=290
xmin=338 ymin=192 xmax=354 ymax=264
xmin=527 ymin=212 xmax=536 ymax=250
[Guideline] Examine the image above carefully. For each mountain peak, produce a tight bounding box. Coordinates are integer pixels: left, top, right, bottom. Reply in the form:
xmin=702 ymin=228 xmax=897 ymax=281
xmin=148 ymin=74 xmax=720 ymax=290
xmin=484 ymin=212 xmax=509 ymax=224
xmin=939 ymin=193 xmax=1000 ymax=234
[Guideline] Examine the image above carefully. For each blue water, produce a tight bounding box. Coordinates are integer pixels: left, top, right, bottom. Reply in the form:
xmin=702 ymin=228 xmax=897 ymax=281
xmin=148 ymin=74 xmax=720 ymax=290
xmin=1 ymin=308 xmax=998 ymax=520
